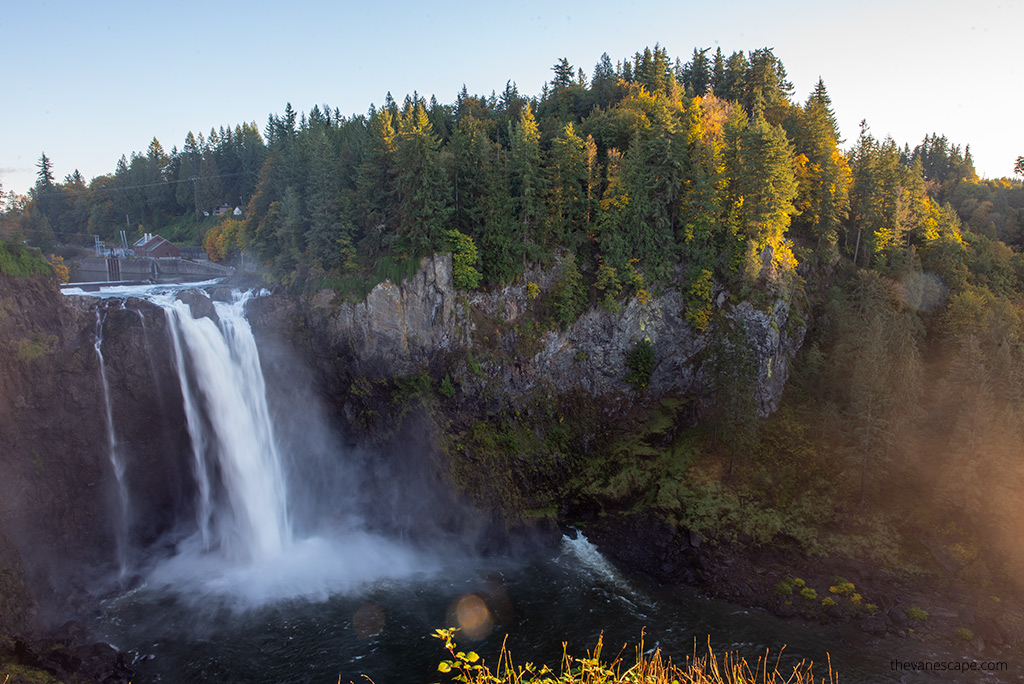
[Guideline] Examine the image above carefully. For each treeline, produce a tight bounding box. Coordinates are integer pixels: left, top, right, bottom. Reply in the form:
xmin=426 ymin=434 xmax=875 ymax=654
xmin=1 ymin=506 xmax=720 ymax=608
xmin=4 ymin=123 xmax=266 ymax=249
xmin=8 ymin=45 xmax=1021 ymax=307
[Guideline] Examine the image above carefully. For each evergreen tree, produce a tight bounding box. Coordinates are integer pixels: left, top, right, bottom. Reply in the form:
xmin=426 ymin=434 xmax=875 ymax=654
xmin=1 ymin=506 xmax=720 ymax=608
xmin=547 ymin=122 xmax=590 ymax=251
xmin=306 ymin=130 xmax=354 ymax=270
xmin=681 ymin=48 xmax=712 ymax=95
xmin=35 ymin=153 xmax=55 ymax=189
xmin=355 ymin=106 xmax=397 ymax=248
xmin=510 ymin=105 xmax=544 ymax=250
xmin=788 ymin=80 xmax=851 ymax=252
xmin=730 ymin=107 xmax=799 ymax=280
xmin=590 ymin=52 xmax=621 ymax=109
xmin=394 ymin=102 xmax=451 ymax=255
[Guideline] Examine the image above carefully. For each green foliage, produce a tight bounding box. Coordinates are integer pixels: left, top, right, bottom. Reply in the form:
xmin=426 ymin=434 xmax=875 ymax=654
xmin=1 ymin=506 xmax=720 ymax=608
xmin=954 ymin=627 xmax=974 ymax=642
xmin=624 ymin=339 xmax=655 ymax=390
xmin=447 ymin=229 xmax=483 ymax=290
xmin=799 ymin=587 xmax=818 ymax=600
xmin=552 ymin=252 xmax=586 ymax=328
xmin=906 ymin=606 xmax=929 ymax=622
xmin=684 ymin=268 xmax=715 ymax=331
xmin=431 ymin=627 xmax=827 ymax=684
xmin=593 ymin=257 xmax=622 ymax=311
xmin=439 ymin=374 xmax=456 ymax=398
xmin=0 ymin=241 xmax=52 ymax=278
xmin=14 ymin=333 xmax=58 ymax=362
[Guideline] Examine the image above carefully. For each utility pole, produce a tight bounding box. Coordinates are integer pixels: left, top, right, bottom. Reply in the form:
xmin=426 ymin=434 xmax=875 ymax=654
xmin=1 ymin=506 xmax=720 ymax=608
xmin=192 ymin=175 xmax=201 ymax=224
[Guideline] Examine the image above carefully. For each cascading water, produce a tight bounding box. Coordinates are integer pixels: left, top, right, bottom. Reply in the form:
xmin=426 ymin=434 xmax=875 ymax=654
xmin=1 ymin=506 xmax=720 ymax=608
xmin=159 ymin=290 xmax=291 ymax=561
xmin=93 ymin=308 xmax=130 ymax=577
xmin=104 ymin=284 xmax=432 ymax=609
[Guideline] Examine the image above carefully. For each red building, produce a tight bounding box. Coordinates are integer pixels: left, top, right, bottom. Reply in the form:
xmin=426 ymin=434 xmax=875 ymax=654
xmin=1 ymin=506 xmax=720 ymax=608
xmin=132 ymin=234 xmax=181 ymax=258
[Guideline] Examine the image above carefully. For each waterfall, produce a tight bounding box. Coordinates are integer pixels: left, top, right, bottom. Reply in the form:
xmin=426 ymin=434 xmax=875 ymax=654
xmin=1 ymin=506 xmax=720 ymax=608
xmin=94 ymin=308 xmax=130 ymax=576
xmin=158 ymin=291 xmax=291 ymax=563
xmin=68 ymin=283 xmax=433 ymax=608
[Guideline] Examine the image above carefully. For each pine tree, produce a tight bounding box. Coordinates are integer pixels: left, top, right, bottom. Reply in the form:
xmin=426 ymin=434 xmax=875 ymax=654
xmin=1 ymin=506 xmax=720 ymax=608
xmin=510 ymin=105 xmax=544 ymax=254
xmin=730 ymin=107 xmax=799 ymax=280
xmin=394 ymin=102 xmax=451 ymax=255
xmin=306 ymin=130 xmax=353 ymax=270
xmin=547 ymin=122 xmax=590 ymax=251
xmin=788 ymin=80 xmax=851 ymax=252
xmin=35 ymin=153 xmax=55 ymax=189
xmin=356 ymin=107 xmax=397 ymax=244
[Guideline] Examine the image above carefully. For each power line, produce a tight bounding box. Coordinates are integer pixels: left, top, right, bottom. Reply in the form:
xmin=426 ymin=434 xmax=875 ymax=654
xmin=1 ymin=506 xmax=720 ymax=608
xmin=27 ymin=172 xmax=247 ymax=199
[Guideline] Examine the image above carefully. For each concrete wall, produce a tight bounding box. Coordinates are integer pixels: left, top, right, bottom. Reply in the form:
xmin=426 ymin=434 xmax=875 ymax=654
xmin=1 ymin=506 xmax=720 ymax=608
xmin=78 ymin=257 xmax=233 ymax=280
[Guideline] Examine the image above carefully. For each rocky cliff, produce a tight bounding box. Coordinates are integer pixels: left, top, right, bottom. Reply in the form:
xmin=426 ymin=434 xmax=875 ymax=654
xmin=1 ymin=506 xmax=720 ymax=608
xmin=0 ymin=254 xmax=806 ymax=627
xmin=295 ymin=254 xmax=805 ymax=418
xmin=0 ymin=275 xmax=192 ymax=624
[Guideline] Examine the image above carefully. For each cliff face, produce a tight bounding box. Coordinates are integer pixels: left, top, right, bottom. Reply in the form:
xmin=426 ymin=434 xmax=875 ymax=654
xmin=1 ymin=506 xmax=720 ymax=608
xmin=297 ymin=254 xmax=805 ymax=417
xmin=0 ymin=276 xmax=192 ymax=623
xmin=0 ymin=256 xmax=806 ymax=628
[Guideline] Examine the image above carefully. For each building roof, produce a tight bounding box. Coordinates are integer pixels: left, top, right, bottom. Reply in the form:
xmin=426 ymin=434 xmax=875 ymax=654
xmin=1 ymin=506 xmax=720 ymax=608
xmin=132 ymin=233 xmax=179 ymax=256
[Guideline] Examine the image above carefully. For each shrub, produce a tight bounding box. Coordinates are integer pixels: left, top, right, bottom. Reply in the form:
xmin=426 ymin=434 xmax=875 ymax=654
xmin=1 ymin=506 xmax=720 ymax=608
xmin=624 ymin=339 xmax=655 ymax=390
xmin=907 ymin=606 xmax=929 ymax=622
xmin=799 ymin=587 xmax=818 ymax=601
xmin=829 ymin=580 xmax=855 ymax=596
xmin=685 ymin=268 xmax=715 ymax=332
xmin=552 ymin=253 xmax=586 ymax=328
xmin=821 ymin=597 xmax=835 ymax=607
xmin=0 ymin=240 xmax=52 ymax=278
xmin=954 ymin=627 xmax=974 ymax=642
xmin=439 ymin=374 xmax=456 ymax=399
xmin=432 ymin=627 xmax=829 ymax=683
xmin=447 ymin=229 xmax=482 ymax=290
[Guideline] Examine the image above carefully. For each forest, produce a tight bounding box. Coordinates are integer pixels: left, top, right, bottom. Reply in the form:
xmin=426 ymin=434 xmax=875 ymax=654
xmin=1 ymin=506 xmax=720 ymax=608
xmin=6 ymin=43 xmax=1024 ymax=593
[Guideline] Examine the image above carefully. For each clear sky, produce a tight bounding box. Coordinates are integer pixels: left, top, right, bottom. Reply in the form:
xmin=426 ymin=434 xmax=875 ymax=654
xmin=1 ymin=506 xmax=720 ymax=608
xmin=2 ymin=0 xmax=1021 ymax=196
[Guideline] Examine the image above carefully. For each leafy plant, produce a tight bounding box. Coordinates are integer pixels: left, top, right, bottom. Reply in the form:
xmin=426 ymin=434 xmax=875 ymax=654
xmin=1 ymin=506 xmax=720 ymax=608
xmin=431 ymin=627 xmax=829 ymax=683
xmin=906 ymin=606 xmax=929 ymax=622
xmin=624 ymin=339 xmax=654 ymax=390
xmin=447 ymin=229 xmax=483 ymax=290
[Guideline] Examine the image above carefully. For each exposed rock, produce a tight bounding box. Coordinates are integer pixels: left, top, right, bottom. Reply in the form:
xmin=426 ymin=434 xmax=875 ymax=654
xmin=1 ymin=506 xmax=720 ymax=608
xmin=302 ymin=254 xmax=805 ymax=417
xmin=304 ymin=254 xmax=461 ymax=376
xmin=175 ymin=288 xmax=219 ymax=322
xmin=4 ymin=634 xmax=133 ymax=683
xmin=857 ymin=617 xmax=889 ymax=635
xmin=0 ymin=528 xmax=34 ymax=634
xmin=1 ymin=277 xmax=193 ymax=621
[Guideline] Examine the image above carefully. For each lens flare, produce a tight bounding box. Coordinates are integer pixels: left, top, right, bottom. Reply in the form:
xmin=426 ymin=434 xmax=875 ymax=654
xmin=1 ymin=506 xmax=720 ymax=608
xmin=448 ymin=594 xmax=494 ymax=640
xmin=352 ymin=602 xmax=385 ymax=638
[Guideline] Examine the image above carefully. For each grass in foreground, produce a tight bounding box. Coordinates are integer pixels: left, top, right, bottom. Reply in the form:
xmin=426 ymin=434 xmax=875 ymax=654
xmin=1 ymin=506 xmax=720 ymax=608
xmin=429 ymin=628 xmax=835 ymax=684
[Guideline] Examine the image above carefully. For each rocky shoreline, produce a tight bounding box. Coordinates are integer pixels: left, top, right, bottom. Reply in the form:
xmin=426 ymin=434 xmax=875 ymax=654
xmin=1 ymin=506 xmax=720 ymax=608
xmin=582 ymin=510 xmax=1024 ymax=663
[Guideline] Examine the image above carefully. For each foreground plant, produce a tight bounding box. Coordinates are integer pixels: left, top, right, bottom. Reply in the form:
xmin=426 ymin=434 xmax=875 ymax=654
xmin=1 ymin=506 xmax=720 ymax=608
xmin=432 ymin=628 xmax=835 ymax=684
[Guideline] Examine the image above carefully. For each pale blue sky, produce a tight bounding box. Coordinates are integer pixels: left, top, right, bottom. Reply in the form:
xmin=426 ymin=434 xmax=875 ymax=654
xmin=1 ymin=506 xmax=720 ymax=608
xmin=2 ymin=0 xmax=1021 ymax=196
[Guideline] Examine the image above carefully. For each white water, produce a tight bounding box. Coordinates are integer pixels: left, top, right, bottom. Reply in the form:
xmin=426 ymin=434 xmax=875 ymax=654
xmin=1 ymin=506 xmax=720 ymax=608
xmin=141 ymin=286 xmax=433 ymax=606
xmin=560 ymin=532 xmax=639 ymax=592
xmin=160 ymin=290 xmax=291 ymax=562
xmin=93 ymin=309 xmax=130 ymax=576
xmin=67 ymin=282 xmax=438 ymax=608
